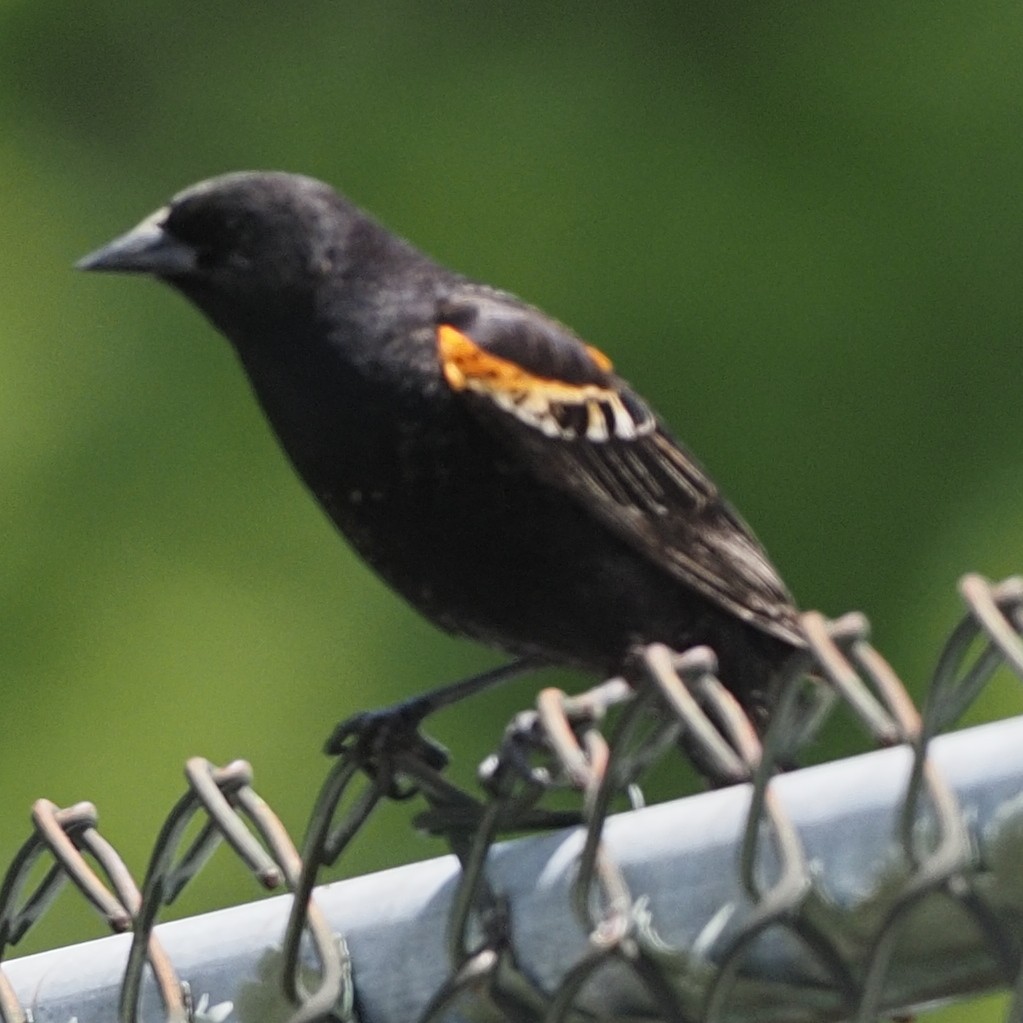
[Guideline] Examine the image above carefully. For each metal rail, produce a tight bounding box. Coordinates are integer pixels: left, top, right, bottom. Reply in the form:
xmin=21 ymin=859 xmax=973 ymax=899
xmin=5 ymin=713 xmax=1023 ymax=1023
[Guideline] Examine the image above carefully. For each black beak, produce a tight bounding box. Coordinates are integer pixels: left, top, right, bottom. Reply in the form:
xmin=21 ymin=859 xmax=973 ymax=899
xmin=76 ymin=209 xmax=197 ymax=276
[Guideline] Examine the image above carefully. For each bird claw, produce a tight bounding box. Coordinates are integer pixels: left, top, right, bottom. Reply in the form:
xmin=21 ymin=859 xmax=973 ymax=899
xmin=324 ymin=698 xmax=451 ymax=775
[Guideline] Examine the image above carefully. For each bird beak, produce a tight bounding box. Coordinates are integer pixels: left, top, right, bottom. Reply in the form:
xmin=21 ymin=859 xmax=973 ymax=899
xmin=76 ymin=208 xmax=197 ymax=276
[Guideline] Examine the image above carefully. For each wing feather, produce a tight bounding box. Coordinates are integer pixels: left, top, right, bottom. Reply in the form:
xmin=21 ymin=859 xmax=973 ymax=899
xmin=436 ymin=293 xmax=803 ymax=647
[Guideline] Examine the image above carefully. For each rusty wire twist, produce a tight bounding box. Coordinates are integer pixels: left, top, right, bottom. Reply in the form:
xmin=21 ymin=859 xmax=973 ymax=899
xmin=2 ymin=575 xmax=1023 ymax=1022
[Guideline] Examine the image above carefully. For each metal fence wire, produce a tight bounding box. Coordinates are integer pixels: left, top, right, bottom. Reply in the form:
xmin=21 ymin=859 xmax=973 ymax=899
xmin=3 ymin=572 xmax=1023 ymax=1022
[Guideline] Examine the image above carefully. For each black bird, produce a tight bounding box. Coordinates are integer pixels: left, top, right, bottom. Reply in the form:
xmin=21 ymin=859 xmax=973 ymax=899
xmin=78 ymin=172 xmax=804 ymax=728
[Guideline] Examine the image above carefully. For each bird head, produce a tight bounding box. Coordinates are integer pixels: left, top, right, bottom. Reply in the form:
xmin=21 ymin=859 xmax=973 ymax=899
xmin=77 ymin=171 xmax=364 ymax=336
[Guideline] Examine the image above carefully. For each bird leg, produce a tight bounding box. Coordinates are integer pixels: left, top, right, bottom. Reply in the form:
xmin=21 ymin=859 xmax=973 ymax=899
xmin=323 ymin=658 xmax=540 ymax=772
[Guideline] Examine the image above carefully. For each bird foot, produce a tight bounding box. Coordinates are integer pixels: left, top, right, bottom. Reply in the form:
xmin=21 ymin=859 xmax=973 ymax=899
xmin=325 ymin=658 xmax=538 ymax=764
xmin=324 ymin=696 xmax=450 ymax=774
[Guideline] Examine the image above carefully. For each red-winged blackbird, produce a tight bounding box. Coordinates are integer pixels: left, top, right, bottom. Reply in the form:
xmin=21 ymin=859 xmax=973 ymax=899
xmin=78 ymin=172 xmax=804 ymax=720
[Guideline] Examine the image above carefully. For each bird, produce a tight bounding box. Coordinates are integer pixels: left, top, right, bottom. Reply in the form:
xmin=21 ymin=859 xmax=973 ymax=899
xmin=77 ymin=171 xmax=806 ymax=738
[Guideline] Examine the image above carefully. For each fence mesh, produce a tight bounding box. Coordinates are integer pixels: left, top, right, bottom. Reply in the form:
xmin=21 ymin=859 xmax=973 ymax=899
xmin=3 ymin=572 xmax=1023 ymax=1023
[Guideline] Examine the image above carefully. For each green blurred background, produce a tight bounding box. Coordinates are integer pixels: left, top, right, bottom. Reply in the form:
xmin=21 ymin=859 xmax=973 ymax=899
xmin=2 ymin=2 xmax=1022 ymax=1017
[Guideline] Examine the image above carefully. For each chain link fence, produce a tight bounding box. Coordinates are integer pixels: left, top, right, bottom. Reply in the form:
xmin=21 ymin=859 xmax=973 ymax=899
xmin=3 ymin=572 xmax=1023 ymax=1022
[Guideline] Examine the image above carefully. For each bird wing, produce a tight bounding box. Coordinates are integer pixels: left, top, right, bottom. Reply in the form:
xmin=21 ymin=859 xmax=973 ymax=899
xmin=436 ymin=292 xmax=803 ymax=646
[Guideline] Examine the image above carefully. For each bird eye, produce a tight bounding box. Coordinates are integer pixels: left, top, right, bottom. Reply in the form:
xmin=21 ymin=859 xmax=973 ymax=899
xmin=192 ymin=242 xmax=223 ymax=272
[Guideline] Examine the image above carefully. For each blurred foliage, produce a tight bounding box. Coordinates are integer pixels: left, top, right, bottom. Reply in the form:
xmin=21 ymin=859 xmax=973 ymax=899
xmin=1 ymin=2 xmax=1022 ymax=1017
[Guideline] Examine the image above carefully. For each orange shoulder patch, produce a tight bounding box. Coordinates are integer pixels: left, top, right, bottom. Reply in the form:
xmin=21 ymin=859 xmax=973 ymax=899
xmin=437 ymin=324 xmax=531 ymax=392
xmin=436 ymin=325 xmax=653 ymax=442
xmin=584 ymin=344 xmax=614 ymax=373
